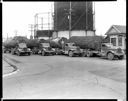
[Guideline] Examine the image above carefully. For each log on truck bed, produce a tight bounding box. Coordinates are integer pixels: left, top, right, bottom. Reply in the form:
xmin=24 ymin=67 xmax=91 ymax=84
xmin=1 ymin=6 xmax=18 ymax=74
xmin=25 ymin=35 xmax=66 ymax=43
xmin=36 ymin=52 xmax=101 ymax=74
xmin=68 ymin=36 xmax=104 ymax=50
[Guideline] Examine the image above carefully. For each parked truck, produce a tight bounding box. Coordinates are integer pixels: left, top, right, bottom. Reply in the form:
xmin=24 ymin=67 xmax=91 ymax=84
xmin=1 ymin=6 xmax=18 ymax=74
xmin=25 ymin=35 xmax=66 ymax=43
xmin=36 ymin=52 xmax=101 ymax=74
xmin=84 ymin=43 xmax=125 ymax=60
xmin=68 ymin=36 xmax=125 ymax=60
xmin=38 ymin=43 xmax=56 ymax=56
xmin=11 ymin=42 xmax=32 ymax=56
xmin=62 ymin=43 xmax=83 ymax=57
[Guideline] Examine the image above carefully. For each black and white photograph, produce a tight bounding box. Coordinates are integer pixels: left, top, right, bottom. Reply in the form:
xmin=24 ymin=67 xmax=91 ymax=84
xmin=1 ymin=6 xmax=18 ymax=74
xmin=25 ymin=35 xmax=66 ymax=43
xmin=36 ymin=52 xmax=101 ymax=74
xmin=2 ymin=0 xmax=126 ymax=100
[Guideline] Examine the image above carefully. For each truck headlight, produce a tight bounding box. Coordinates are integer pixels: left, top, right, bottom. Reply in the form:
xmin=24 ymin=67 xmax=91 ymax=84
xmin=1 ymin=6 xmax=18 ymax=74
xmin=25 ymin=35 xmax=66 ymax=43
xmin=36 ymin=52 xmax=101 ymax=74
xmin=52 ymin=48 xmax=55 ymax=51
xmin=43 ymin=48 xmax=46 ymax=51
xmin=28 ymin=48 xmax=31 ymax=51
xmin=19 ymin=49 xmax=23 ymax=51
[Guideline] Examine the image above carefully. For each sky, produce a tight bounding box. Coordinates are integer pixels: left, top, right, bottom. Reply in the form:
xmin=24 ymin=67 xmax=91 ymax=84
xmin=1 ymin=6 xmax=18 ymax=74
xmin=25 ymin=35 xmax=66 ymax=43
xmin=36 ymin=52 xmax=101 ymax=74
xmin=2 ymin=0 xmax=126 ymax=39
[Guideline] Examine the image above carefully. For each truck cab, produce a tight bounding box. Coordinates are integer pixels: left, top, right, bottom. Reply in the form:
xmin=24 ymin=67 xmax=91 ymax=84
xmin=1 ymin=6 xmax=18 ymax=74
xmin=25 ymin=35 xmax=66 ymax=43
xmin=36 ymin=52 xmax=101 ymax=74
xmin=12 ymin=43 xmax=32 ymax=56
xmin=63 ymin=43 xmax=83 ymax=57
xmin=38 ymin=43 xmax=55 ymax=56
xmin=100 ymin=43 xmax=124 ymax=60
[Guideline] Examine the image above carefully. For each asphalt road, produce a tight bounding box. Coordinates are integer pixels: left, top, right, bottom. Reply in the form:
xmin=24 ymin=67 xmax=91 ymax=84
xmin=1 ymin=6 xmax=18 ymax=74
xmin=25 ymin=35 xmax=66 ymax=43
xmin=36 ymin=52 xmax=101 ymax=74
xmin=3 ymin=53 xmax=126 ymax=99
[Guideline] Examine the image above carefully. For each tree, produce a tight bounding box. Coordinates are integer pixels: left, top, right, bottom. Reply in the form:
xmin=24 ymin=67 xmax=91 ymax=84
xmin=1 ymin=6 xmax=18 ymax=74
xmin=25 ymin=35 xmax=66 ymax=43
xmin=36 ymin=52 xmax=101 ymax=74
xmin=13 ymin=36 xmax=29 ymax=43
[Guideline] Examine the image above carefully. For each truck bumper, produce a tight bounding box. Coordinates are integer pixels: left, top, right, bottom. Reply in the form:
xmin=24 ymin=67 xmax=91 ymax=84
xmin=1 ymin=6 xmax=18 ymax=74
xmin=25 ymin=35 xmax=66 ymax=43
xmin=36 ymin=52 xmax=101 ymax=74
xmin=73 ymin=51 xmax=82 ymax=55
xmin=114 ymin=53 xmax=124 ymax=56
xmin=20 ymin=51 xmax=31 ymax=54
xmin=45 ymin=51 xmax=55 ymax=54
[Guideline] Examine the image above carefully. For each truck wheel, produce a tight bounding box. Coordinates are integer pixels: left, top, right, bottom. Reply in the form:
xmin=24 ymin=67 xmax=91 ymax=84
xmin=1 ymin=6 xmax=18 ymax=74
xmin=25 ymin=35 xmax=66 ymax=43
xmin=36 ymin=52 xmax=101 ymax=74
xmin=118 ymin=55 xmax=124 ymax=60
xmin=82 ymin=52 xmax=87 ymax=57
xmin=68 ymin=51 xmax=74 ymax=57
xmin=52 ymin=53 xmax=55 ymax=55
xmin=28 ymin=53 xmax=31 ymax=56
xmin=11 ymin=51 xmax=14 ymax=55
xmin=87 ymin=51 xmax=92 ymax=57
xmin=41 ymin=51 xmax=45 ymax=56
xmin=107 ymin=53 xmax=114 ymax=60
xmin=18 ymin=52 xmax=21 ymax=56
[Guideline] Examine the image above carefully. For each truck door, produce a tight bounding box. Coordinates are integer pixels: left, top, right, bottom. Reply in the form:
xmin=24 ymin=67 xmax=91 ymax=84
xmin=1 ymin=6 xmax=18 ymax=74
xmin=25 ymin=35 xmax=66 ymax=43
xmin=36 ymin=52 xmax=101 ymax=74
xmin=64 ymin=44 xmax=68 ymax=54
xmin=101 ymin=44 xmax=108 ymax=56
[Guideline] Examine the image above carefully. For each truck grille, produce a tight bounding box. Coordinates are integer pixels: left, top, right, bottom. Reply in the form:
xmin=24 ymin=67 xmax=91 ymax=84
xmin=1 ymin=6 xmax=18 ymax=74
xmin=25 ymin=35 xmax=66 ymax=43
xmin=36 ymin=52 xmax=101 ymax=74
xmin=47 ymin=47 xmax=52 ymax=51
xmin=23 ymin=48 xmax=27 ymax=51
xmin=77 ymin=48 xmax=80 ymax=51
xmin=117 ymin=48 xmax=122 ymax=53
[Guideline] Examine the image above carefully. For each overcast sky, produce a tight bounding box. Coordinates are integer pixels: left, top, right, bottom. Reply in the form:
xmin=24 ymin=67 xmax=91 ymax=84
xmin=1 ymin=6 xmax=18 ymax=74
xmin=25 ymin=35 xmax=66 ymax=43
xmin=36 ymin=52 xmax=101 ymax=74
xmin=2 ymin=0 xmax=126 ymax=39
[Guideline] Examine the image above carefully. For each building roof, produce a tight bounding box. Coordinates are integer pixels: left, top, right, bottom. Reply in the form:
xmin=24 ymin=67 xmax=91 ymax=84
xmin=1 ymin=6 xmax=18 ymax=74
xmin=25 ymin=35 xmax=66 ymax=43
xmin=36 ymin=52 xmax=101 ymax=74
xmin=105 ymin=25 xmax=126 ymax=35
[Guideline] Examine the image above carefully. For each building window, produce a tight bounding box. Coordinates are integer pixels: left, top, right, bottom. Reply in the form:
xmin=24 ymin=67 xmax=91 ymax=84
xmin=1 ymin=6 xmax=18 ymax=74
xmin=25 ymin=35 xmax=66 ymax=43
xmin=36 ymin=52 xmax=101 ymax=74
xmin=118 ymin=36 xmax=122 ymax=46
xmin=111 ymin=38 xmax=116 ymax=46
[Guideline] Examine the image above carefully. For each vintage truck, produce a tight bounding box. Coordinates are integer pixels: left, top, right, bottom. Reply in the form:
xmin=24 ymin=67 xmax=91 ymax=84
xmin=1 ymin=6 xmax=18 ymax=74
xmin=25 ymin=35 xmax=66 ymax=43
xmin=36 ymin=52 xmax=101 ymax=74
xmin=83 ymin=43 xmax=125 ymax=60
xmin=3 ymin=47 xmax=11 ymax=53
xmin=67 ymin=36 xmax=125 ymax=60
xmin=11 ymin=43 xmax=32 ymax=56
xmin=62 ymin=43 xmax=83 ymax=57
xmin=38 ymin=43 xmax=56 ymax=56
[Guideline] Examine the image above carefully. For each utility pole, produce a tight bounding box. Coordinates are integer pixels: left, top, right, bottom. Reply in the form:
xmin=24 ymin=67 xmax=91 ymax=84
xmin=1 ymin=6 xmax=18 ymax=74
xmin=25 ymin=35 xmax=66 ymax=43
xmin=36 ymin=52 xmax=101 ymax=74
xmin=41 ymin=17 xmax=43 ymax=30
xmin=7 ymin=33 xmax=8 ymax=41
xmin=14 ymin=30 xmax=18 ymax=36
xmin=29 ymin=24 xmax=34 ymax=39
xmin=48 ymin=12 xmax=50 ymax=42
xmin=69 ymin=1 xmax=72 ymax=39
xmin=85 ymin=2 xmax=88 ymax=36
xmin=93 ymin=2 xmax=96 ymax=36
xmin=34 ymin=13 xmax=38 ymax=39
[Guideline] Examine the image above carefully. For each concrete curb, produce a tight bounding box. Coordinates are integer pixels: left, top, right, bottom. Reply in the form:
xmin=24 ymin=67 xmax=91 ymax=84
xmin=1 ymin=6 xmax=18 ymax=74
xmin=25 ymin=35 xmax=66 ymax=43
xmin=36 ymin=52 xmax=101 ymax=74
xmin=3 ymin=56 xmax=19 ymax=77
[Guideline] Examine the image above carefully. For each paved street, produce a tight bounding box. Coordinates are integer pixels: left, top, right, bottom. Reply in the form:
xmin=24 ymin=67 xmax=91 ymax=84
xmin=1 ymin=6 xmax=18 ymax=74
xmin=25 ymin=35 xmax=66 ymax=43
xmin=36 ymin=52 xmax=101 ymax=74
xmin=3 ymin=53 xmax=126 ymax=99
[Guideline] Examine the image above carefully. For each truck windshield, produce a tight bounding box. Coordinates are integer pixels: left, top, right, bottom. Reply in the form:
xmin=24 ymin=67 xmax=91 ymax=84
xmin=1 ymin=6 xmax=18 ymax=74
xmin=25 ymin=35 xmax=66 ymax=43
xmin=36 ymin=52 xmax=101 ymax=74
xmin=69 ymin=43 xmax=76 ymax=46
xmin=41 ymin=43 xmax=50 ymax=47
xmin=18 ymin=43 xmax=27 ymax=48
xmin=103 ymin=43 xmax=113 ymax=48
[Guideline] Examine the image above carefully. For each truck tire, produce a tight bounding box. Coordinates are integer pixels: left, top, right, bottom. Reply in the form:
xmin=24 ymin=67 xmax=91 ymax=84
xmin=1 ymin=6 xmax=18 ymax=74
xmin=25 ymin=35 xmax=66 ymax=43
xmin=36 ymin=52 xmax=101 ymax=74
xmin=17 ymin=52 xmax=21 ymax=56
xmin=118 ymin=55 xmax=124 ymax=60
xmin=87 ymin=51 xmax=93 ymax=57
xmin=41 ymin=51 xmax=45 ymax=56
xmin=68 ymin=51 xmax=74 ymax=57
xmin=82 ymin=52 xmax=87 ymax=57
xmin=107 ymin=52 xmax=114 ymax=60
xmin=28 ymin=53 xmax=31 ymax=56
xmin=11 ymin=51 xmax=14 ymax=55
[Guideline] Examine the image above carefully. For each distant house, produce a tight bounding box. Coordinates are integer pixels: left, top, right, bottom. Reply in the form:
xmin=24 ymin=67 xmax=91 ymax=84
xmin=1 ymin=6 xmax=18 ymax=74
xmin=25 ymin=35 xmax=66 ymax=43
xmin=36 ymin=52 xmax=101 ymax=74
xmin=105 ymin=25 xmax=126 ymax=50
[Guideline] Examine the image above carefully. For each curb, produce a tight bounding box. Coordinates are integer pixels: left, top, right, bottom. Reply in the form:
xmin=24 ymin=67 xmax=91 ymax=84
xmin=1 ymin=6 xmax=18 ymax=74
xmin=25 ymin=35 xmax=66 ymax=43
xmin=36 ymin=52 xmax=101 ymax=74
xmin=3 ymin=56 xmax=19 ymax=77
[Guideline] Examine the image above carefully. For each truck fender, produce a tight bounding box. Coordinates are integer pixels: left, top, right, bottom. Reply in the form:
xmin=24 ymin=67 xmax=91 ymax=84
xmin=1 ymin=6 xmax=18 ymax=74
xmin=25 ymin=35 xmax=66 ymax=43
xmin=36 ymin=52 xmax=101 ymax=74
xmin=107 ymin=50 xmax=114 ymax=55
xmin=86 ymin=50 xmax=93 ymax=57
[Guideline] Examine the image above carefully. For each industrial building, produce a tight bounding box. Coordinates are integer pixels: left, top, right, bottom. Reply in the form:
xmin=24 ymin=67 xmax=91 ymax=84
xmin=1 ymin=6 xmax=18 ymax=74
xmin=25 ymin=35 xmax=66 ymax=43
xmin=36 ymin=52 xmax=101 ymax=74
xmin=35 ymin=2 xmax=95 ymax=40
xmin=53 ymin=2 xmax=95 ymax=39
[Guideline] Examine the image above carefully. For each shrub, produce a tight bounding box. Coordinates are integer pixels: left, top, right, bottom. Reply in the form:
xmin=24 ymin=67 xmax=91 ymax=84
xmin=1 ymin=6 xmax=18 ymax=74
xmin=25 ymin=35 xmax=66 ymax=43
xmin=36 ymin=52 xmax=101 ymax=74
xmin=13 ymin=36 xmax=29 ymax=43
xmin=3 ymin=40 xmax=18 ymax=49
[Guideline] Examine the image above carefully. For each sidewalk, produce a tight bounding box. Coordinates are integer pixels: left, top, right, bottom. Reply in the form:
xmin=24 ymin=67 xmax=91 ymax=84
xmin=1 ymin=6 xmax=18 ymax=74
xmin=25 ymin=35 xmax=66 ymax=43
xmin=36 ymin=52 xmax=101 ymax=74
xmin=3 ymin=60 xmax=15 ymax=75
xmin=2 ymin=56 xmax=18 ymax=77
